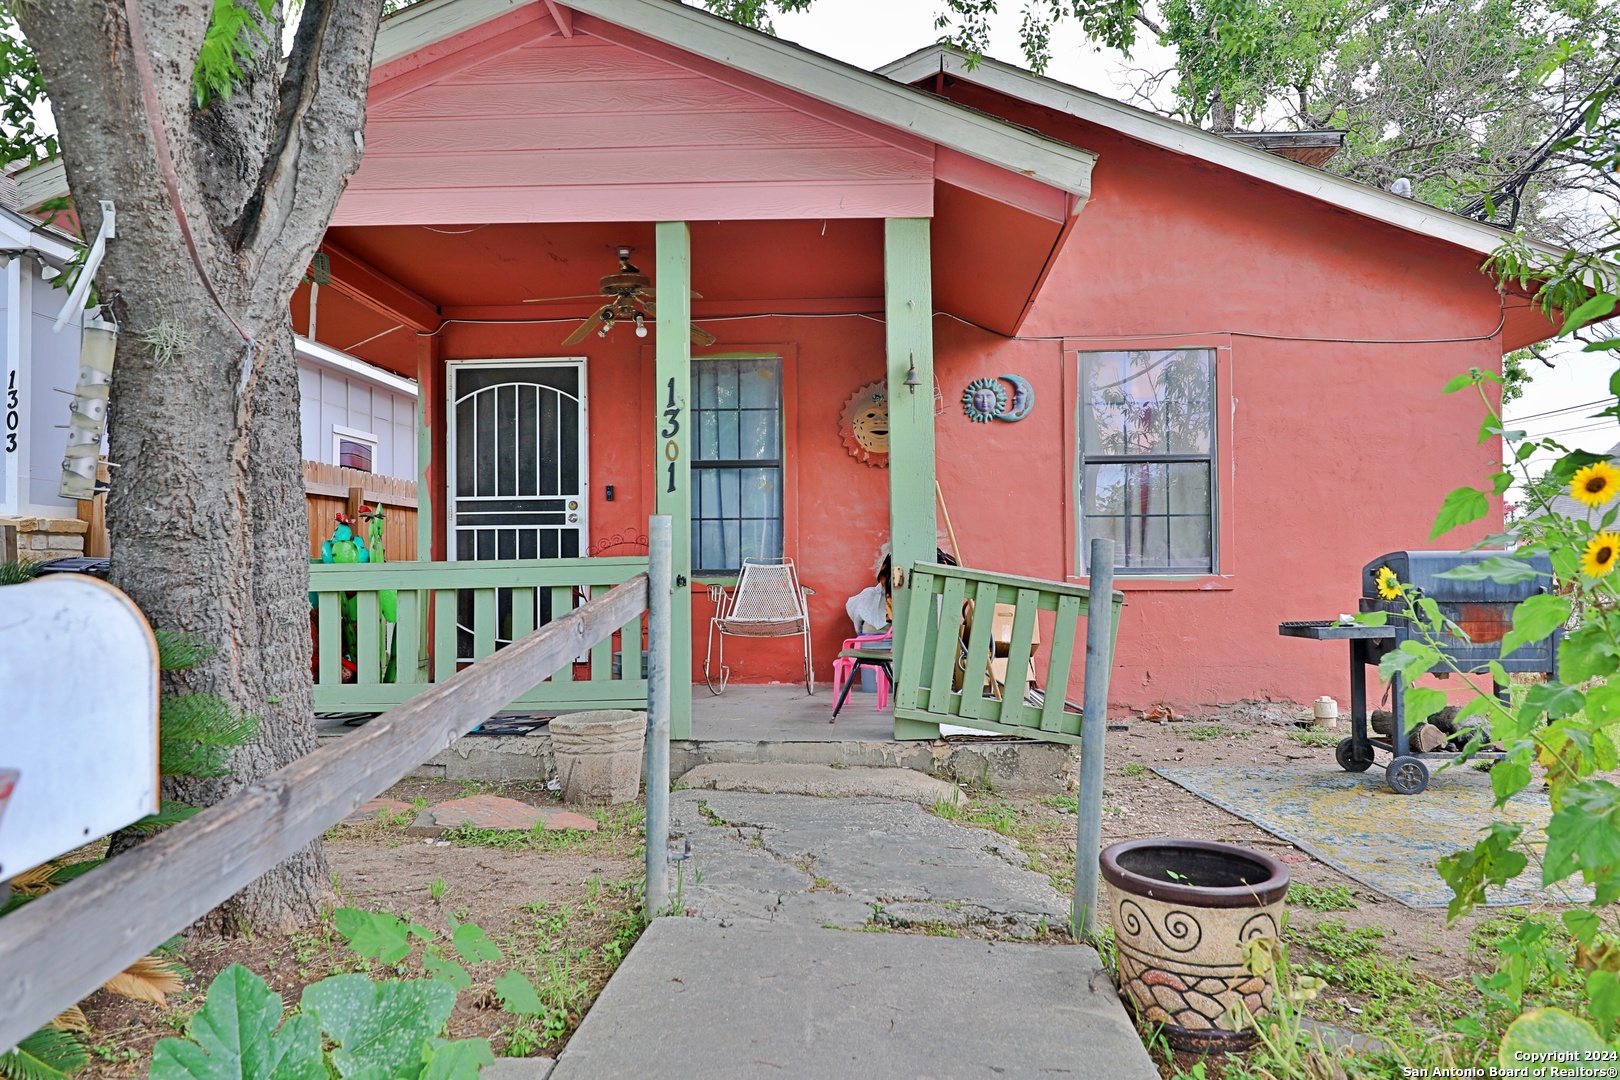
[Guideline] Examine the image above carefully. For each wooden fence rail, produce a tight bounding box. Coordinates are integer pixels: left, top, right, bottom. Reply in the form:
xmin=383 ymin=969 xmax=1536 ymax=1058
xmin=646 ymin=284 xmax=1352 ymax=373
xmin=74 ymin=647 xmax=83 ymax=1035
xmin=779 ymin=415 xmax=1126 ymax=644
xmin=0 ymin=574 xmax=650 ymax=1048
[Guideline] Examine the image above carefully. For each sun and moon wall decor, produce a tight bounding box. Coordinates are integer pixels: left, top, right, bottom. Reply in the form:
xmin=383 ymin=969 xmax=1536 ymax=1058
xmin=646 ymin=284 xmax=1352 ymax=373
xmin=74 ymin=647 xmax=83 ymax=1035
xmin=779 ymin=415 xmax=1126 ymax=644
xmin=838 ymin=373 xmax=1034 ymax=468
xmin=962 ymin=374 xmax=1035 ymax=423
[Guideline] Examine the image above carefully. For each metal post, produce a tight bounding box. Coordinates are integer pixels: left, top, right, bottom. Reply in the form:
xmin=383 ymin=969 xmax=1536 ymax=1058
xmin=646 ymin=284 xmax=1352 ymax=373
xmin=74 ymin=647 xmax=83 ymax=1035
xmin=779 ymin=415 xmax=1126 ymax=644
xmin=645 ymin=515 xmax=673 ymax=917
xmin=1073 ymin=538 xmax=1115 ymax=939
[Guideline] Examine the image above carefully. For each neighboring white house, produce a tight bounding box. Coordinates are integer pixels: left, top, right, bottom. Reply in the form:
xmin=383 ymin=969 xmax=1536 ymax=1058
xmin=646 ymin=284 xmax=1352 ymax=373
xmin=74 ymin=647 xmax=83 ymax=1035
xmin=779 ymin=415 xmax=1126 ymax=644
xmin=295 ymin=336 xmax=417 ymax=481
xmin=0 ymin=188 xmax=414 ymax=559
xmin=0 ymin=201 xmax=87 ymax=550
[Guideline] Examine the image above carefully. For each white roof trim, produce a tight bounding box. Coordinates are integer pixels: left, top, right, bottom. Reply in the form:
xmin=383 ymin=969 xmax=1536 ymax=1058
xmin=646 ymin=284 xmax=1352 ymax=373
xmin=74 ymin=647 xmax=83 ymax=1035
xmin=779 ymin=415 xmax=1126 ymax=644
xmin=371 ymin=0 xmax=1094 ymax=201
xmin=879 ymin=46 xmax=1564 ymax=259
xmin=296 ymin=336 xmax=419 ymax=397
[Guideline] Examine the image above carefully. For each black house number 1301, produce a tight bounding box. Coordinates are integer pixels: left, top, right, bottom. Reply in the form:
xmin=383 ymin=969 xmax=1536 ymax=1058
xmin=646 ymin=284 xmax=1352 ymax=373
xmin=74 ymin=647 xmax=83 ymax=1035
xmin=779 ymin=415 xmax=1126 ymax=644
xmin=662 ymin=376 xmax=681 ymax=493
xmin=4 ymin=369 xmax=17 ymax=453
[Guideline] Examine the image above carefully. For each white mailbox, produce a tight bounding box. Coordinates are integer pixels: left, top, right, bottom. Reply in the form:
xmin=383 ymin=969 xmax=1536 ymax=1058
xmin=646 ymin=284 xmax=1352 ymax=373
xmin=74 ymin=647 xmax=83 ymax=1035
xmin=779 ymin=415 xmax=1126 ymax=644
xmin=0 ymin=574 xmax=160 ymax=881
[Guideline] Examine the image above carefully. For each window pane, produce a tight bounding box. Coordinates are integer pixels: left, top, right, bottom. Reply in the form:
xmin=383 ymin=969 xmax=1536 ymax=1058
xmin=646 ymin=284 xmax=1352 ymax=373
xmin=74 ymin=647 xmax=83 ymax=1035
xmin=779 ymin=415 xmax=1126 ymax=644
xmin=1082 ymin=349 xmax=1214 ymax=456
xmin=338 ymin=439 xmax=373 ymax=472
xmin=691 ymin=357 xmax=784 ymax=571
xmin=1084 ymin=461 xmax=1213 ymax=573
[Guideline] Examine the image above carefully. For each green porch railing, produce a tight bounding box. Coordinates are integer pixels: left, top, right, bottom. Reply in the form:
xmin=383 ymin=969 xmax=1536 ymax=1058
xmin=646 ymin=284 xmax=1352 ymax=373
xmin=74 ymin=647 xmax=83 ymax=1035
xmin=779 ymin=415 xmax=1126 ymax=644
xmin=309 ymin=557 xmax=650 ymax=714
xmin=891 ymin=561 xmax=1125 ymax=743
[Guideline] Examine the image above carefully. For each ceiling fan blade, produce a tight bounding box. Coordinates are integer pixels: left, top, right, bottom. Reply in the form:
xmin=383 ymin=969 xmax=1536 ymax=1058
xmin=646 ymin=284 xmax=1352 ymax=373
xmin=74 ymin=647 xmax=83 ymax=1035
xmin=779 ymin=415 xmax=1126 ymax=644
xmin=639 ymin=298 xmax=656 ymax=317
xmin=522 ymin=293 xmax=609 ymax=304
xmin=562 ymin=306 xmax=610 ymax=346
xmin=690 ymin=324 xmax=718 ymax=347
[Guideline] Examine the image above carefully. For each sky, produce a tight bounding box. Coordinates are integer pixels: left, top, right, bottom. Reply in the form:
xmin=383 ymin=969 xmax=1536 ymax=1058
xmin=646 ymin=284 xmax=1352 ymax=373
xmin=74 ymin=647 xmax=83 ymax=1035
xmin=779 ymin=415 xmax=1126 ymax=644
xmin=765 ymin=0 xmax=1618 ymax=475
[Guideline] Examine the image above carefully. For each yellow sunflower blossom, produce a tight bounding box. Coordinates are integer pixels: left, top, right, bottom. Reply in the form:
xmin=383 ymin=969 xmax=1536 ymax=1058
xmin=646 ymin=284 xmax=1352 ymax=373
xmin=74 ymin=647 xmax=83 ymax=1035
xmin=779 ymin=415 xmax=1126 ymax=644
xmin=1570 ymin=462 xmax=1620 ymax=507
xmin=1375 ymin=566 xmax=1401 ymax=600
xmin=1583 ymin=532 xmax=1620 ymax=579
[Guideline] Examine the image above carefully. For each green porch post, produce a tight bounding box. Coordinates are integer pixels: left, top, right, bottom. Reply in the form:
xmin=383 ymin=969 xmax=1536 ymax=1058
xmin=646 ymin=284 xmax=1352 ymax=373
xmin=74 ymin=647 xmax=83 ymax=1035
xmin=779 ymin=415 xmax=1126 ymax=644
xmin=655 ymin=221 xmax=694 ymax=740
xmin=886 ymin=218 xmax=940 ymax=741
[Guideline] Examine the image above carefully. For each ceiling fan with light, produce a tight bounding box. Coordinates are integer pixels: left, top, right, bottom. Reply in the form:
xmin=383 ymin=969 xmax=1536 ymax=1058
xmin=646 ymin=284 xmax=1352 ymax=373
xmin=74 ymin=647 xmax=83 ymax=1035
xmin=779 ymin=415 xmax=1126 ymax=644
xmin=524 ymin=246 xmax=716 ymax=347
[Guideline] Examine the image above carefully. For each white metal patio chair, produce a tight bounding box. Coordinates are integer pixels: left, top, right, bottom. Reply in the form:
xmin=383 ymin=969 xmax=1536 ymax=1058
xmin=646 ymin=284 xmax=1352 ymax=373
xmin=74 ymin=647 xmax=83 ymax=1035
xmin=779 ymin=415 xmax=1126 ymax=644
xmin=704 ymin=557 xmax=815 ymax=696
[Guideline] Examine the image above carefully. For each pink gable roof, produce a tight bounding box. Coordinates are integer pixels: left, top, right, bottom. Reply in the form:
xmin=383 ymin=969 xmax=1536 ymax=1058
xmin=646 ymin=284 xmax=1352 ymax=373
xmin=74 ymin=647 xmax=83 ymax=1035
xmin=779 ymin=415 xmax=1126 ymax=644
xmin=338 ymin=12 xmax=937 ymax=225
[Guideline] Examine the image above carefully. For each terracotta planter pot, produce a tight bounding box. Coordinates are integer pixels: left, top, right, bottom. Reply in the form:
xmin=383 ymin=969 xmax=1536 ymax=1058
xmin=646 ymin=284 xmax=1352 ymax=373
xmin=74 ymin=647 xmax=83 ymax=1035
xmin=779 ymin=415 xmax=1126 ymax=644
xmin=1100 ymin=838 xmax=1290 ymax=1052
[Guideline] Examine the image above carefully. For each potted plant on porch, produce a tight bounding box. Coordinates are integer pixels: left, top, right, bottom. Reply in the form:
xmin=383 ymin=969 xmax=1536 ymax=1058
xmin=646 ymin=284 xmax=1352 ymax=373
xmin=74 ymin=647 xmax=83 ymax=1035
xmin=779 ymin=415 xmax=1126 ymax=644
xmin=1100 ymin=838 xmax=1291 ymax=1052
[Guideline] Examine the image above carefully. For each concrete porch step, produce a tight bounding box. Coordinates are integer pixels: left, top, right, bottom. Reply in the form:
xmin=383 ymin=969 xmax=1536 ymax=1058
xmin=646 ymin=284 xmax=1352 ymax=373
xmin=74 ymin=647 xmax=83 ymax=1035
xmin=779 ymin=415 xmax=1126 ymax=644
xmin=674 ymin=762 xmax=967 ymax=807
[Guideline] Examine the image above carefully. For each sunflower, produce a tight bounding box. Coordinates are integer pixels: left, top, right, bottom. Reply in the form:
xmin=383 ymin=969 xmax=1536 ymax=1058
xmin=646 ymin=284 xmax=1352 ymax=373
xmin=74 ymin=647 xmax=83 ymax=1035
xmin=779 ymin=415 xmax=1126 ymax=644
xmin=1375 ymin=566 xmax=1401 ymax=600
xmin=1570 ymin=462 xmax=1620 ymax=507
xmin=1583 ymin=532 xmax=1620 ymax=578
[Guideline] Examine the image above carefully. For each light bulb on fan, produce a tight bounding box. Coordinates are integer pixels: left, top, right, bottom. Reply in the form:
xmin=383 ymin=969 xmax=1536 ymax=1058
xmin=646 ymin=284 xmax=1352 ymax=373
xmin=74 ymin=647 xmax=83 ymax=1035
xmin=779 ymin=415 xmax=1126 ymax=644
xmin=634 ymin=313 xmax=647 ymax=338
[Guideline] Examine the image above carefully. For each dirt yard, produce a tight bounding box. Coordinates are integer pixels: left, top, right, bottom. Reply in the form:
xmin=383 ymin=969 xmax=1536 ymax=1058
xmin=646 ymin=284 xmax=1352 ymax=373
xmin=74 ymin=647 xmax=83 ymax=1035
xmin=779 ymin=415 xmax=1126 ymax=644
xmin=59 ymin=704 xmax=1555 ymax=1079
xmin=73 ymin=779 xmax=646 ymax=1076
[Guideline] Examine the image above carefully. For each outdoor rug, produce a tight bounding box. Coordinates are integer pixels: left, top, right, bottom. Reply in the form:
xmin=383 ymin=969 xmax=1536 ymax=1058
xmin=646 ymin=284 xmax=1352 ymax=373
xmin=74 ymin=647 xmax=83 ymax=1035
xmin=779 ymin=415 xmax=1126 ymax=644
xmin=1154 ymin=763 xmax=1592 ymax=907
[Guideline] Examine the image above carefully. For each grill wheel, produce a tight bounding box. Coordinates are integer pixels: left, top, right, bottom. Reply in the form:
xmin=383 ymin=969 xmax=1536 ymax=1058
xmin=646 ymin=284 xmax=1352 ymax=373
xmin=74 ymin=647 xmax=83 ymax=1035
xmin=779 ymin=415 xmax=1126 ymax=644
xmin=1386 ymin=755 xmax=1431 ymax=796
xmin=1334 ymin=737 xmax=1374 ymax=773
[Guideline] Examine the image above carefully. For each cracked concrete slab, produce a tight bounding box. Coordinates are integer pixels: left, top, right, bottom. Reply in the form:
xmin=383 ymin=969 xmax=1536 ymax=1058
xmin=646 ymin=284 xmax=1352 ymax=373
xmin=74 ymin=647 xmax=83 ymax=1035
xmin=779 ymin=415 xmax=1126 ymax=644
xmin=669 ymin=790 xmax=1069 ymax=936
xmin=550 ymin=917 xmax=1157 ymax=1080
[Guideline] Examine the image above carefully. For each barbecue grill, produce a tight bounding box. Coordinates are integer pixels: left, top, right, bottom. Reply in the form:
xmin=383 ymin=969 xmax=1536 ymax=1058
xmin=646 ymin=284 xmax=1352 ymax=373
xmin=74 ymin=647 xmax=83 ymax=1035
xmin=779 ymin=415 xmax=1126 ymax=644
xmin=1279 ymin=550 xmax=1558 ymax=794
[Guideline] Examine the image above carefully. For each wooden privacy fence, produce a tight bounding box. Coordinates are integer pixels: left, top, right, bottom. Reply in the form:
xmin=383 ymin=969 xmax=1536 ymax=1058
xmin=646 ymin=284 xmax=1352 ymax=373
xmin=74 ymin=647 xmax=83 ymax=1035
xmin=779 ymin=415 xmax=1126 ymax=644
xmin=76 ymin=461 xmax=419 ymax=560
xmin=310 ymin=556 xmax=649 ymax=714
xmin=304 ymin=461 xmax=418 ymax=561
xmin=892 ymin=561 xmax=1125 ymax=743
xmin=0 ymin=573 xmax=653 ymax=1048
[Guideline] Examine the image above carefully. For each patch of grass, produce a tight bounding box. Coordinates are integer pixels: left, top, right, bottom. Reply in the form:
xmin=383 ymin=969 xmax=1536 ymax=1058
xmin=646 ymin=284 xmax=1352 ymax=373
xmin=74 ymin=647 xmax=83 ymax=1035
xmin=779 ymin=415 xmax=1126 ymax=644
xmin=1039 ymin=794 xmax=1079 ymax=813
xmin=1121 ymin=762 xmax=1148 ymax=777
xmin=1285 ymin=882 xmax=1358 ymax=912
xmin=1288 ymin=728 xmax=1340 ymax=749
xmin=927 ymin=796 xmax=1037 ymax=840
xmin=1181 ymin=724 xmax=1232 ymax=741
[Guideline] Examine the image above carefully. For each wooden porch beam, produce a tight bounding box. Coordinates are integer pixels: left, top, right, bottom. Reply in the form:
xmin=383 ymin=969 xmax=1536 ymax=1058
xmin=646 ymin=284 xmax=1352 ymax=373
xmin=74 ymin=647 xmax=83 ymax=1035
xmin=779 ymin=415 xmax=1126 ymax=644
xmin=655 ymin=221 xmax=693 ymax=739
xmin=321 ymin=241 xmax=442 ymax=332
xmin=885 ymin=218 xmax=939 ymax=741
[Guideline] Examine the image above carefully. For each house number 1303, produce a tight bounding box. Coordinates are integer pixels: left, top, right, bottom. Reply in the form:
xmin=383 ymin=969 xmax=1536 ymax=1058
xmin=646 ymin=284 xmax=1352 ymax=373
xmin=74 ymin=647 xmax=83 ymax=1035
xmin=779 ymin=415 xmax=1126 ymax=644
xmin=662 ymin=376 xmax=681 ymax=494
xmin=4 ymin=369 xmax=17 ymax=453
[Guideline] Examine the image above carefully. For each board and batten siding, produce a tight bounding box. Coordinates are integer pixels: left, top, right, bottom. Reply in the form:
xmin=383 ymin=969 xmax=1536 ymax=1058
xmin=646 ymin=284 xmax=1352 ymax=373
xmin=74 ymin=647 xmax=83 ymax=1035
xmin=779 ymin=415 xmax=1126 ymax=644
xmin=338 ymin=32 xmax=935 ymax=225
xmin=296 ymin=338 xmax=418 ymax=482
xmin=2 ymin=251 xmax=85 ymax=519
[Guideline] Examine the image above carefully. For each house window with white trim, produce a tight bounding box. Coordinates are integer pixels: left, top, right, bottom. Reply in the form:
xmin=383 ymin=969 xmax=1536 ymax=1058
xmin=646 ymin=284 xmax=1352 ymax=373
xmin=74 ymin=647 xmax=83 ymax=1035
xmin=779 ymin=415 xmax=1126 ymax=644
xmin=1078 ymin=349 xmax=1216 ymax=573
xmin=332 ymin=426 xmax=377 ymax=473
xmin=692 ymin=358 xmax=783 ymax=575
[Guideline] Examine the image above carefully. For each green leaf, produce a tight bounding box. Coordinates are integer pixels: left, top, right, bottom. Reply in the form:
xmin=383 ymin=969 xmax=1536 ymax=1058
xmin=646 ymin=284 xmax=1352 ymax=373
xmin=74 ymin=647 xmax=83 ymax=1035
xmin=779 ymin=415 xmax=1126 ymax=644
xmin=1490 ymin=760 xmax=1532 ymax=804
xmin=450 ymin=923 xmax=501 ymax=966
xmin=1380 ymin=640 xmax=1441 ymax=682
xmin=1585 ymin=338 xmax=1620 ymax=353
xmin=1431 ymin=486 xmax=1490 ymax=540
xmin=1443 ymin=371 xmax=1479 ymax=393
xmin=492 ymin=971 xmax=546 ymax=1018
xmin=1563 ymin=629 xmax=1620 ymax=686
xmin=420 ymin=1040 xmax=494 ymax=1080
xmin=1437 ymin=557 xmax=1543 ymax=585
xmin=0 ymin=1029 xmax=90 ymax=1080
xmin=1564 ymin=909 xmax=1603 ymax=946
xmin=422 ymin=948 xmax=470 ymax=991
xmin=1589 ymin=970 xmax=1620 ymax=1040
xmin=334 ymin=909 xmax=431 ymax=965
xmin=1437 ymin=821 xmax=1526 ymax=921
xmin=150 ymin=965 xmax=324 ymax=1080
xmin=1352 ymin=611 xmax=1387 ymax=626
xmin=1522 ymin=681 xmax=1586 ymax=720
xmin=301 ymin=976 xmax=455 ymax=1080
xmin=123 ymin=800 xmax=201 ymax=835
xmin=1560 ymin=293 xmax=1619 ymax=336
xmin=1405 ymin=686 xmax=1448 ymax=728
xmin=1543 ymin=780 xmax=1620 ymax=887
xmin=1498 ymin=1008 xmax=1607 ymax=1067
xmin=1500 ymin=594 xmax=1571 ymax=659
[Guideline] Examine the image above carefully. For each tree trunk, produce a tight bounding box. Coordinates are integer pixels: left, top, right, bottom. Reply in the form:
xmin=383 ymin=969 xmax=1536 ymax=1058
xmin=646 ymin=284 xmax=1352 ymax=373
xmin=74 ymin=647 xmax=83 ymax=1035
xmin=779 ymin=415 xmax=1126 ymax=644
xmin=18 ymin=0 xmax=383 ymax=934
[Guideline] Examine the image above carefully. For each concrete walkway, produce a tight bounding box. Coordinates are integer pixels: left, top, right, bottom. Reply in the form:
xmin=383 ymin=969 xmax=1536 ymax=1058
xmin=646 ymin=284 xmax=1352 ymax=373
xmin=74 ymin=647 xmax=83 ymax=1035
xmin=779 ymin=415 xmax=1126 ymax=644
xmin=548 ymin=790 xmax=1158 ymax=1080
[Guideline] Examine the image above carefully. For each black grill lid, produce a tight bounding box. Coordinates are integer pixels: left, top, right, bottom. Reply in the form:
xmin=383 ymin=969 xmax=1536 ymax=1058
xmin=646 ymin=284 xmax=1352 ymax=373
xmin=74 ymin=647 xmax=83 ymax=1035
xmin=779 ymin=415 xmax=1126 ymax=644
xmin=1362 ymin=550 xmax=1553 ymax=602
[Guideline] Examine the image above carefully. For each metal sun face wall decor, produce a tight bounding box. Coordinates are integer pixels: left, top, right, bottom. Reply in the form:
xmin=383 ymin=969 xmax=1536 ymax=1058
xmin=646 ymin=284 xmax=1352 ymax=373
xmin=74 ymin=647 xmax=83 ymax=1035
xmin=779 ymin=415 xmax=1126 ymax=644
xmin=961 ymin=374 xmax=1035 ymax=423
xmin=839 ymin=381 xmax=890 ymax=467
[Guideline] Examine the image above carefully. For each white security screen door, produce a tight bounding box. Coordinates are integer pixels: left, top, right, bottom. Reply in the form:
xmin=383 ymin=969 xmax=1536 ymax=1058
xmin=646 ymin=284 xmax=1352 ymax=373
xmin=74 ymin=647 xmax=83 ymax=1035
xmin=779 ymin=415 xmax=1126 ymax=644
xmin=448 ymin=359 xmax=587 ymax=562
xmin=447 ymin=360 xmax=588 ymax=660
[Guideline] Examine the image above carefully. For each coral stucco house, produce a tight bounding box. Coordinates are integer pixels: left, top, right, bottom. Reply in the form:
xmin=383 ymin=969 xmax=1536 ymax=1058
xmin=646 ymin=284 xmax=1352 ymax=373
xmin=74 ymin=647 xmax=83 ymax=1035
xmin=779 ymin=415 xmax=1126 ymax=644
xmin=24 ymin=0 xmax=1561 ymax=736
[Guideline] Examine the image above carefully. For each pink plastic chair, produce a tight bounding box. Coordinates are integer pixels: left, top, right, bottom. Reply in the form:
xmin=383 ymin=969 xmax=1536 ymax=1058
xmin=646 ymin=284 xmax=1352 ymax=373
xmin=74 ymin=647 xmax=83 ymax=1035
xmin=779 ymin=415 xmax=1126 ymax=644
xmin=831 ymin=631 xmax=893 ymax=709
